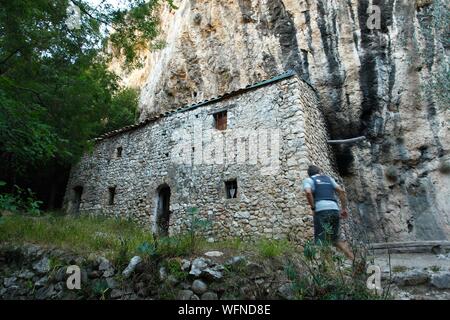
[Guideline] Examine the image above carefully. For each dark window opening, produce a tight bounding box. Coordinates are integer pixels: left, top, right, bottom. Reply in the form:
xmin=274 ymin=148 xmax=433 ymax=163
xmin=156 ymin=185 xmax=171 ymax=236
xmin=108 ymin=187 xmax=116 ymax=205
xmin=73 ymin=186 xmax=83 ymax=213
xmin=214 ymin=111 xmax=227 ymax=130
xmin=116 ymin=147 xmax=123 ymax=158
xmin=225 ymin=179 xmax=237 ymax=199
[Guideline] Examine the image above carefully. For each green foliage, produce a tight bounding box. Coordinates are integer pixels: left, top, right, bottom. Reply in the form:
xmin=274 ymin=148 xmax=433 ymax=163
xmin=113 ymin=237 xmax=131 ymax=270
xmin=91 ymin=279 xmax=110 ymax=300
xmin=164 ymin=258 xmax=188 ymax=281
xmin=156 ymin=235 xmax=200 ymax=257
xmin=285 ymin=240 xmax=380 ymax=300
xmin=392 ymin=265 xmax=408 ymax=273
xmin=0 ymin=0 xmax=171 ymax=200
xmin=257 ymin=239 xmax=292 ymax=258
xmin=186 ymin=207 xmax=211 ymax=253
xmin=0 ymin=213 xmax=153 ymax=260
xmin=0 ymin=183 xmax=43 ymax=214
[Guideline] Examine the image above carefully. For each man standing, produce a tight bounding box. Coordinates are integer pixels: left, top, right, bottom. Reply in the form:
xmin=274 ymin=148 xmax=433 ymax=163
xmin=303 ymin=165 xmax=354 ymax=260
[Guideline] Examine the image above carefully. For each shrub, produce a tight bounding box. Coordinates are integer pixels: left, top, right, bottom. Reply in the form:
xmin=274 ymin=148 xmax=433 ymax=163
xmin=0 ymin=182 xmax=42 ymax=215
xmin=186 ymin=207 xmax=211 ymax=253
xmin=284 ymin=240 xmax=383 ymax=300
xmin=257 ymin=239 xmax=292 ymax=258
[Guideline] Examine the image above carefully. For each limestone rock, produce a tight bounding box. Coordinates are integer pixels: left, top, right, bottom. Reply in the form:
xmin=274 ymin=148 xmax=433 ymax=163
xmin=278 ymin=283 xmax=295 ymax=300
xmin=33 ymin=257 xmax=51 ymax=274
xmin=430 ymin=273 xmax=450 ymax=289
xmin=3 ymin=277 xmax=17 ymax=288
xmin=189 ymin=258 xmax=211 ymax=277
xmin=204 ymin=251 xmax=223 ymax=258
xmin=191 ymin=279 xmax=208 ymax=295
xmin=393 ymin=270 xmax=430 ymax=286
xmin=122 ymin=256 xmax=142 ymax=278
xmin=201 ymin=291 xmax=218 ymax=300
xmin=177 ymin=289 xmax=194 ymax=300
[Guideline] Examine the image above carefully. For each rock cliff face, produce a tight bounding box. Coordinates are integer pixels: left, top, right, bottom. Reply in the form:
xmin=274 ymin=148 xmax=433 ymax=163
xmin=111 ymin=0 xmax=449 ymax=242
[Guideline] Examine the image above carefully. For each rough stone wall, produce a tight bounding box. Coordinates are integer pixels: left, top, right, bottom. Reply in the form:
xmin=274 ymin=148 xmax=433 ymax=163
xmin=64 ymin=75 xmax=335 ymax=243
xmin=110 ymin=0 xmax=450 ymax=242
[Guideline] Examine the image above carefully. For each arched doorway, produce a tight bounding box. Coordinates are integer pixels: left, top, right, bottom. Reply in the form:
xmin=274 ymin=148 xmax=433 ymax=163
xmin=155 ymin=185 xmax=171 ymax=236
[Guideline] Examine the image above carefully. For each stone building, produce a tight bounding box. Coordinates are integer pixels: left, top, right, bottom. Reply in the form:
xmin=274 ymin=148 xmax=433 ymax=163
xmin=64 ymin=71 xmax=340 ymax=242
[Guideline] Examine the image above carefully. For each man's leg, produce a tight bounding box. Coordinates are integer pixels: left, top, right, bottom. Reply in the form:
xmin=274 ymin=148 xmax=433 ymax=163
xmin=335 ymin=240 xmax=354 ymax=260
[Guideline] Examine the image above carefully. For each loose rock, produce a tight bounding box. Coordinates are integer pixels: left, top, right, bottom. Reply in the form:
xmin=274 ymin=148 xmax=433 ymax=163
xmin=122 ymin=256 xmax=142 ymax=278
xmin=192 ymin=279 xmax=208 ymax=295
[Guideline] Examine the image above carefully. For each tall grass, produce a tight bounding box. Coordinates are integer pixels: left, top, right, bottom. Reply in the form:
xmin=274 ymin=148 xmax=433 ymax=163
xmin=0 ymin=213 xmax=153 ymax=262
xmin=257 ymin=239 xmax=293 ymax=258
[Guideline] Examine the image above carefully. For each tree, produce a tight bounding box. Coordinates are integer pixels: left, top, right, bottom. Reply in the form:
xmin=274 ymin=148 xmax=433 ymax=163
xmin=0 ymin=0 xmax=172 ymax=207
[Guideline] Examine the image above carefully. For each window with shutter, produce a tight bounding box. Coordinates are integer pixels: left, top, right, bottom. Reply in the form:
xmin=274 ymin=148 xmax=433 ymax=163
xmin=213 ymin=111 xmax=227 ymax=130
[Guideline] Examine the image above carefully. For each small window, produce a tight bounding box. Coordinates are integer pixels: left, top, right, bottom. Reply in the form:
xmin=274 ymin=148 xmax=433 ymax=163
xmin=116 ymin=147 xmax=123 ymax=158
xmin=225 ymin=179 xmax=237 ymax=199
xmin=108 ymin=187 xmax=116 ymax=205
xmin=214 ymin=111 xmax=227 ymax=130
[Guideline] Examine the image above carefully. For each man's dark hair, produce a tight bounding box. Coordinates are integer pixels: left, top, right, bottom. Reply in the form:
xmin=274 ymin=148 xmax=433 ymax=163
xmin=307 ymin=165 xmax=321 ymax=177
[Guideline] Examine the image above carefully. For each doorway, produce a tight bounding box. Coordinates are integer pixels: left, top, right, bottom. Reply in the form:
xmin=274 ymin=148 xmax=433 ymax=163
xmin=156 ymin=185 xmax=171 ymax=236
xmin=73 ymin=186 xmax=83 ymax=213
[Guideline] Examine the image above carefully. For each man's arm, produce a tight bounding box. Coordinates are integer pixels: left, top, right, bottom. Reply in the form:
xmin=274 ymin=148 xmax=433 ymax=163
xmin=335 ymin=185 xmax=348 ymax=218
xmin=304 ymin=188 xmax=315 ymax=213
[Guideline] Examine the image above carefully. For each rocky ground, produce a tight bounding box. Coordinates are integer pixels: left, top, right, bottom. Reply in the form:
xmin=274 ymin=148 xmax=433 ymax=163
xmin=0 ymin=243 xmax=293 ymax=300
xmin=374 ymin=252 xmax=450 ymax=300
xmin=1 ymin=243 xmax=449 ymax=300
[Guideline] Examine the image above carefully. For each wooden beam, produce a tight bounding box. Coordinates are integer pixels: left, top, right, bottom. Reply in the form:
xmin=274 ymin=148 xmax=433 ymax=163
xmin=327 ymin=136 xmax=366 ymax=144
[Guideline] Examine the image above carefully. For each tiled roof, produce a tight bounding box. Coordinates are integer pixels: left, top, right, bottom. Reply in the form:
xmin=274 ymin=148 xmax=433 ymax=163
xmin=93 ymin=69 xmax=298 ymax=142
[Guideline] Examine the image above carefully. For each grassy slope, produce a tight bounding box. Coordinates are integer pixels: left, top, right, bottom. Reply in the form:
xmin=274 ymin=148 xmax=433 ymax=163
xmin=0 ymin=212 xmax=293 ymax=261
xmin=0 ymin=212 xmax=380 ymax=299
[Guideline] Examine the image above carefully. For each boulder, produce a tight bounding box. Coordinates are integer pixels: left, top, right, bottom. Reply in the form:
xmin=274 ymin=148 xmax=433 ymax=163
xmin=110 ymin=289 xmax=124 ymax=299
xmin=18 ymin=270 xmax=35 ymax=280
xmin=278 ymin=283 xmax=295 ymax=300
xmin=189 ymin=258 xmax=211 ymax=277
xmin=225 ymin=256 xmax=246 ymax=266
xmin=393 ymin=270 xmax=430 ymax=286
xmin=122 ymin=256 xmax=142 ymax=278
xmin=34 ymin=276 xmax=48 ymax=288
xmin=105 ymin=277 xmax=117 ymax=289
xmin=181 ymin=259 xmax=191 ymax=272
xmin=3 ymin=277 xmax=17 ymax=288
xmin=430 ymin=272 xmax=450 ymax=289
xmin=32 ymin=257 xmax=51 ymax=274
xmin=177 ymin=289 xmax=194 ymax=300
xmin=159 ymin=266 xmax=167 ymax=281
xmin=192 ymin=279 xmax=208 ymax=295
xmin=98 ymin=257 xmax=112 ymax=271
xmin=201 ymin=292 xmax=218 ymax=300
xmin=204 ymin=251 xmax=224 ymax=257
xmin=201 ymin=268 xmax=223 ymax=281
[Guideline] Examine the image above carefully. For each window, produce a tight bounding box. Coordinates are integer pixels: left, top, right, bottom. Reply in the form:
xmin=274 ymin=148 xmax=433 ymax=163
xmin=108 ymin=187 xmax=116 ymax=205
xmin=213 ymin=111 xmax=227 ymax=130
xmin=225 ymin=179 xmax=237 ymax=199
xmin=116 ymin=147 xmax=123 ymax=158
